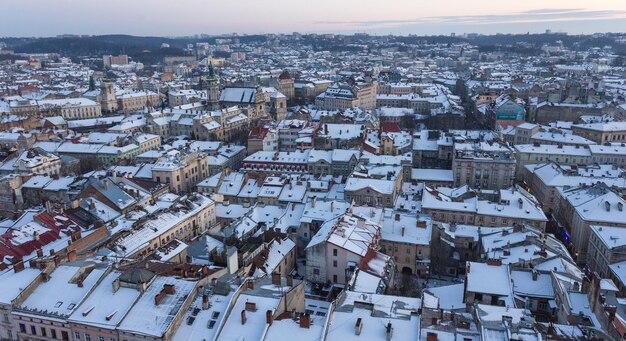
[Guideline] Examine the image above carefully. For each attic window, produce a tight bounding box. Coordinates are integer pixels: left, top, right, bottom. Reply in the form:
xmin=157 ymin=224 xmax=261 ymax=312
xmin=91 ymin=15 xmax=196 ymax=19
xmin=67 ymin=303 xmax=76 ymax=310
xmin=55 ymin=301 xmax=63 ymax=308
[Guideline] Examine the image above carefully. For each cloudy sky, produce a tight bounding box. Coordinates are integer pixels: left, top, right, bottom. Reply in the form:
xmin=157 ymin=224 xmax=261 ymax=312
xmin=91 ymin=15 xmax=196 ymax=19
xmin=2 ymin=0 xmax=625 ymax=37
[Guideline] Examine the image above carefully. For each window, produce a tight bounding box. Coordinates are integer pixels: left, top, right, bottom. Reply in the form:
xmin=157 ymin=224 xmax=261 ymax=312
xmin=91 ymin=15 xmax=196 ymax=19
xmin=41 ymin=327 xmax=47 ymax=337
xmin=333 ymin=275 xmax=338 ymax=283
xmin=19 ymin=324 xmax=26 ymax=333
xmin=333 ymin=248 xmax=337 ymax=256
xmin=85 ymin=334 xmax=91 ymax=341
xmin=333 ymin=260 xmax=337 ymax=267
xmin=7 ymin=330 xmax=12 ymax=339
xmin=62 ymin=331 xmax=69 ymax=341
xmin=30 ymin=325 xmax=36 ymax=335
xmin=313 ymin=269 xmax=320 ymax=275
xmin=51 ymin=329 xmax=57 ymax=339
xmin=75 ymin=332 xmax=81 ymax=341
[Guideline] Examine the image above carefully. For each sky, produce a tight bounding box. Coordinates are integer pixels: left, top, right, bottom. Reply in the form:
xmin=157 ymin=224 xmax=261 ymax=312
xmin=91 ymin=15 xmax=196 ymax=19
xmin=1 ymin=0 xmax=626 ymax=37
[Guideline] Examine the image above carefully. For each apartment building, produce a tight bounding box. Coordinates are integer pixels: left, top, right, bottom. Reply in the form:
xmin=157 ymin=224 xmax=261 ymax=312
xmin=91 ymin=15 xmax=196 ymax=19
xmin=553 ymin=183 xmax=626 ymax=263
xmin=452 ymin=141 xmax=516 ymax=190
xmin=152 ymin=150 xmax=208 ymax=194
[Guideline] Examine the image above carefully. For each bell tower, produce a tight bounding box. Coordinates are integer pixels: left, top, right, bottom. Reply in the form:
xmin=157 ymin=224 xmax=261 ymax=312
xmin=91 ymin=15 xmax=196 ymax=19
xmin=206 ymin=62 xmax=221 ymax=110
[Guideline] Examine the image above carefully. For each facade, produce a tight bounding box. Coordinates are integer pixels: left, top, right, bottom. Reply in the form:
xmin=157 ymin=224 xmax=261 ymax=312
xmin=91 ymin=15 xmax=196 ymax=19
xmin=422 ymin=186 xmax=548 ymax=230
xmin=38 ymin=98 xmax=102 ymax=120
xmin=553 ymin=183 xmax=626 ymax=263
xmin=247 ymin=126 xmax=278 ymax=154
xmin=452 ymin=142 xmax=516 ymax=190
xmin=152 ymin=151 xmax=209 ymax=194
xmin=588 ymin=225 xmax=626 ymax=278
xmin=315 ymin=80 xmax=377 ymax=110
xmin=115 ymin=193 xmax=216 ymax=258
xmin=572 ymin=122 xmax=626 ymax=144
xmin=380 ymin=212 xmax=432 ymax=277
xmin=305 ymin=212 xmax=383 ymax=285
xmin=116 ymin=90 xmax=159 ymax=114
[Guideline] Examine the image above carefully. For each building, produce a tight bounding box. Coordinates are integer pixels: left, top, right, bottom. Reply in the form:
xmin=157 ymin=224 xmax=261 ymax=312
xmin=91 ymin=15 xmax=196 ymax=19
xmin=464 ymin=260 xmax=514 ymax=307
xmin=0 ymin=147 xmax=61 ymax=176
xmin=514 ymin=144 xmax=592 ymax=179
xmin=306 ymin=212 xmax=385 ymax=285
xmin=102 ymin=54 xmax=129 ymax=67
xmin=452 ymin=141 xmax=516 ymax=190
xmin=380 ymin=212 xmax=432 ymax=277
xmin=38 ymin=98 xmax=102 ymax=120
xmin=241 ymin=150 xmax=310 ymax=174
xmin=247 ymin=125 xmax=278 ymax=154
xmin=315 ymin=80 xmax=376 ymax=110
xmin=13 ymin=263 xmax=109 ymax=341
xmin=553 ymin=183 xmax=626 ymax=263
xmin=152 ymin=150 xmax=209 ymax=194
xmin=571 ymin=122 xmax=626 ymax=144
xmin=588 ymin=225 xmax=626 ymax=278
xmin=219 ymin=86 xmax=266 ymax=122
xmin=116 ymin=90 xmax=159 ymax=114
xmin=523 ymin=162 xmax=626 ymax=213
xmin=422 ymin=185 xmax=548 ymax=230
xmin=114 ymin=193 xmax=216 ymax=258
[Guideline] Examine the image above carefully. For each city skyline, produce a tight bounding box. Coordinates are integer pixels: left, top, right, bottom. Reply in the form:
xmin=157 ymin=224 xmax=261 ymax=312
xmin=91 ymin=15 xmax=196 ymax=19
xmin=2 ymin=0 xmax=626 ymax=37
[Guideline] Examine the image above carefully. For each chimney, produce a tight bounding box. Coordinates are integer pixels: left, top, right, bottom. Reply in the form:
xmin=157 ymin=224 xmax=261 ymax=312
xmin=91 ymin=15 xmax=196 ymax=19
xmin=33 ymin=231 xmax=40 ymax=241
xmin=49 ymin=249 xmax=55 ymax=256
xmin=272 ymin=273 xmax=281 ymax=285
xmin=300 ymin=313 xmax=311 ymax=329
xmin=605 ymin=201 xmax=611 ymax=212
xmin=247 ymin=280 xmax=254 ymax=289
xmin=40 ymin=272 xmax=50 ymax=282
xmin=487 ymin=258 xmax=502 ymax=266
xmin=395 ymin=213 xmax=400 ymax=221
xmin=266 ymin=310 xmax=273 ymax=326
xmin=89 ymin=199 xmax=96 ymax=210
xmin=13 ymin=259 xmax=25 ymax=273
xmin=202 ymin=294 xmax=210 ymax=310
xmin=355 ymin=318 xmax=363 ymax=335
xmin=426 ymin=332 xmax=438 ymax=341
xmin=112 ymin=279 xmax=120 ymax=293
xmin=77 ymin=279 xmax=84 ymax=288
xmin=245 ymin=301 xmax=257 ymax=312
xmin=36 ymin=249 xmax=44 ymax=257
xmin=71 ymin=230 xmax=82 ymax=242
xmin=241 ymin=310 xmax=247 ymax=325
xmin=163 ymin=284 xmax=175 ymax=294
xmin=532 ymin=270 xmax=538 ymax=281
xmin=68 ymin=250 xmax=77 ymax=262
xmin=386 ymin=322 xmax=393 ymax=341
xmin=155 ymin=291 xmax=166 ymax=305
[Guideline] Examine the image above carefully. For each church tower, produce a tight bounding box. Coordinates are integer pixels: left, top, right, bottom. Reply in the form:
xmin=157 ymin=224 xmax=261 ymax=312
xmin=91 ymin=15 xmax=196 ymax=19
xmin=206 ymin=62 xmax=221 ymax=111
xmin=100 ymin=81 xmax=117 ymax=112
